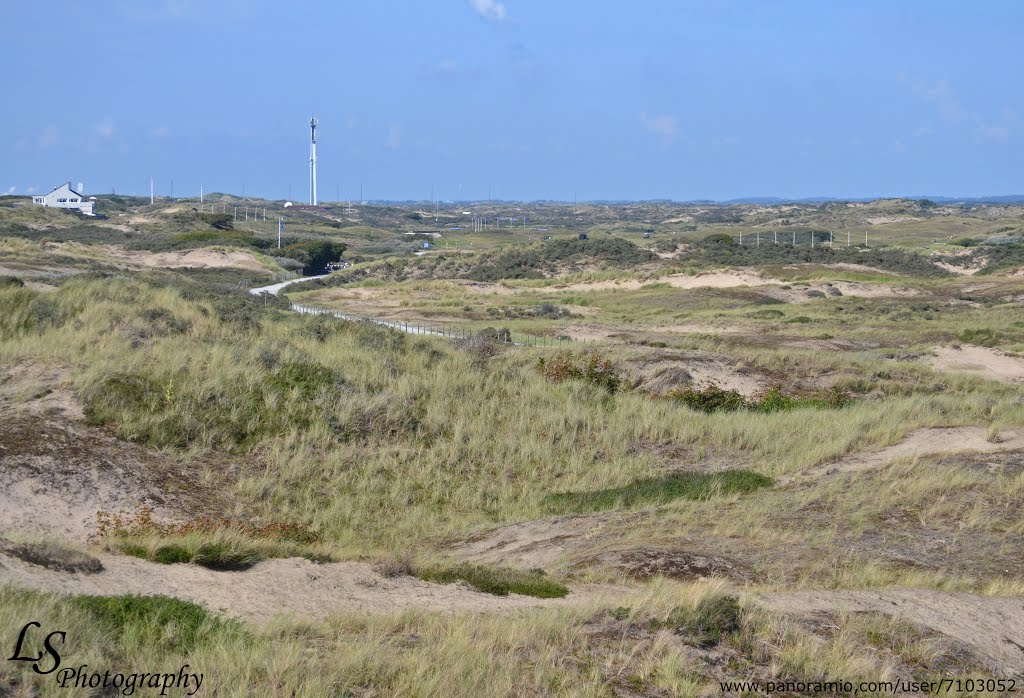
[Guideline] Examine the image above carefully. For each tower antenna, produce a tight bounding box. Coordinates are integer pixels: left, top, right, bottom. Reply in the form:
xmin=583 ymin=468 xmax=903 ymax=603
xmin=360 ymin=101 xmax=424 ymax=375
xmin=309 ymin=117 xmax=318 ymax=206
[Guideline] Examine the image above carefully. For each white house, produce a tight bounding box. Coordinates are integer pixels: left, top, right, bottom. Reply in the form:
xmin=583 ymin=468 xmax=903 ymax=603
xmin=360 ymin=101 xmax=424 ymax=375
xmin=32 ymin=182 xmax=96 ymax=216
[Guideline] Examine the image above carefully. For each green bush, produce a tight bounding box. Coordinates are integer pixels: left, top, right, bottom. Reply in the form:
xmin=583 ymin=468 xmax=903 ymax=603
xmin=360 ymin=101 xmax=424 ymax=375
xmin=415 ymin=564 xmax=568 ymax=598
xmin=672 ymin=385 xmax=851 ymax=414
xmin=671 ymin=385 xmax=747 ymax=413
xmin=543 ymin=470 xmax=773 ymax=514
xmin=958 ymin=328 xmax=1000 ymax=347
xmin=70 ymin=595 xmax=240 ymax=651
xmin=665 ymin=595 xmax=740 ymax=647
xmin=279 ymin=239 xmax=347 ymax=275
xmin=747 ymin=308 xmax=784 ymax=320
xmin=538 ymin=351 xmax=622 ymax=393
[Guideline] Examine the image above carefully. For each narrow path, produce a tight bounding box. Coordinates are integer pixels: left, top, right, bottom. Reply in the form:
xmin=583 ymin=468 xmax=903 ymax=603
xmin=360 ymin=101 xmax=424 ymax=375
xmin=0 ymin=552 xmax=611 ymax=625
xmin=248 ymin=274 xmax=328 ymax=296
xmin=759 ymin=589 xmax=1024 ymax=679
xmin=249 ymin=277 xmax=572 ymax=346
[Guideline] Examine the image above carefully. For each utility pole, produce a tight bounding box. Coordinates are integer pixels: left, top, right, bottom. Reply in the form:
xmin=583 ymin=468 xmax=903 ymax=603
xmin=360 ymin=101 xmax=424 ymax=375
xmin=150 ymin=176 xmax=154 ymax=204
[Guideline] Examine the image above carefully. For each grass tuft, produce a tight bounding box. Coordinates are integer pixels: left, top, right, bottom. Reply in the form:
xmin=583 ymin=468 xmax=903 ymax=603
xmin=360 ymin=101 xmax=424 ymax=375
xmin=543 ymin=470 xmax=773 ymax=514
xmin=70 ymin=594 xmax=241 ymax=652
xmin=415 ymin=563 xmax=569 ymax=598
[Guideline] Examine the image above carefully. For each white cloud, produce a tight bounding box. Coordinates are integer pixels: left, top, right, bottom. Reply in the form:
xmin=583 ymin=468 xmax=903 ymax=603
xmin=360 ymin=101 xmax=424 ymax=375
xmin=909 ymin=77 xmax=1013 ymax=143
xmin=978 ymin=125 xmax=1010 ymax=143
xmin=95 ymin=117 xmax=115 ymax=138
xmin=640 ymin=112 xmax=678 ymax=141
xmin=469 ymin=0 xmax=509 ymax=23
xmin=151 ymin=125 xmax=171 ymax=137
xmin=38 ymin=126 xmax=60 ymax=150
xmin=4 ymin=186 xmax=15 ymax=195
xmin=385 ymin=124 xmax=403 ymax=149
xmin=26 ymin=186 xmax=37 ymax=194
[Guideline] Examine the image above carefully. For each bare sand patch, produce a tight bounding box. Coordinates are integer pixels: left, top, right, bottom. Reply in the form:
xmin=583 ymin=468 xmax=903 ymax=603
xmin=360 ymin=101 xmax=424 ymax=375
xmin=0 ymin=553 xmax=606 ymax=624
xmin=791 ymin=427 xmax=1024 ymax=482
xmin=929 ymin=346 xmax=1024 ymax=383
xmin=551 ymin=270 xmax=772 ymax=293
xmin=449 ymin=280 xmax=517 ymax=295
xmin=0 ymin=366 xmax=219 ymax=540
xmin=763 ymin=280 xmax=919 ymax=303
xmin=935 ymin=260 xmax=985 ymax=276
xmin=449 ymin=513 xmax=637 ymax=570
xmin=866 ymin=215 xmax=920 ymax=224
xmin=98 ymin=246 xmax=270 ymax=273
xmin=628 ymin=352 xmax=770 ymax=397
xmin=760 ymin=589 xmax=1024 ymax=678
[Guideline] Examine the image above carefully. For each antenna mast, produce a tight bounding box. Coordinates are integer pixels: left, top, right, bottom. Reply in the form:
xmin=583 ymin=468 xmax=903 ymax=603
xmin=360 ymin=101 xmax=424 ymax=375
xmin=309 ymin=117 xmax=318 ymax=206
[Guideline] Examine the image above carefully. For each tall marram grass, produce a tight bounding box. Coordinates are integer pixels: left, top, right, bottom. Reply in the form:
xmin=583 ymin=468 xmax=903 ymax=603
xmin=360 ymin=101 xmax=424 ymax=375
xmin=2 ymin=277 xmax=1024 ymax=561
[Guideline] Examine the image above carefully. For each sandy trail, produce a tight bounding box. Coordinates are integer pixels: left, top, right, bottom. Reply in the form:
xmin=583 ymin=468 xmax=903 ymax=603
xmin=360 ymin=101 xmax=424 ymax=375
xmin=929 ymin=346 xmax=1024 ymax=383
xmin=760 ymin=589 xmax=1024 ymax=679
xmin=0 ymin=553 xmax=603 ymax=624
xmin=788 ymin=427 xmax=1024 ymax=483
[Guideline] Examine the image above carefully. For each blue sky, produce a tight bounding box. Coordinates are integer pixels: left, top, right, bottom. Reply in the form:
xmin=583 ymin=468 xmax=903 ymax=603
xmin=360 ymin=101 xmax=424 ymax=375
xmin=2 ymin=1 xmax=1022 ymax=201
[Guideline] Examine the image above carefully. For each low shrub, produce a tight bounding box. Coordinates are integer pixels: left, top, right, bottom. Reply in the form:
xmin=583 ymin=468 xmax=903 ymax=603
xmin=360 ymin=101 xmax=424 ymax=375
xmin=70 ymin=594 xmax=240 ymax=651
xmin=0 ymin=540 xmax=103 ymax=574
xmin=671 ymin=385 xmax=851 ymax=414
xmin=665 ymin=595 xmax=741 ymax=647
xmin=747 ymin=308 xmax=784 ymax=320
xmin=671 ymin=385 xmax=747 ymax=413
xmin=415 ymin=563 xmax=568 ymax=598
xmin=543 ymin=470 xmax=773 ymax=514
xmin=958 ymin=328 xmax=1000 ymax=347
xmin=537 ymin=350 xmax=621 ymax=393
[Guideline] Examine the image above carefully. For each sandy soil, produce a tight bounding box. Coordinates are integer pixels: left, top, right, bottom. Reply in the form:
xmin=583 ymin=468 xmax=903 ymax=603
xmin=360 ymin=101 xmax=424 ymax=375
xmin=99 ymin=245 xmax=270 ymax=273
xmin=0 ymin=553 xmax=602 ymax=624
xmin=929 ymin=346 xmax=1024 ymax=383
xmin=866 ymin=215 xmax=920 ymax=224
xmin=526 ymin=271 xmax=917 ymax=303
xmin=551 ymin=270 xmax=772 ymax=293
xmin=448 ymin=513 xmax=638 ymax=570
xmin=760 ymin=589 xmax=1024 ymax=678
xmin=0 ymin=365 xmax=218 ymax=540
xmin=789 ymin=426 xmax=1024 ymax=483
xmin=935 ymin=261 xmax=985 ymax=276
xmin=628 ymin=352 xmax=769 ymax=397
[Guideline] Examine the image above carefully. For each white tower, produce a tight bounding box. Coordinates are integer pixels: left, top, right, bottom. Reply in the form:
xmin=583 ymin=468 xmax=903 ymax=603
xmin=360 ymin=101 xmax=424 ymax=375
xmin=309 ymin=117 xmax=318 ymax=206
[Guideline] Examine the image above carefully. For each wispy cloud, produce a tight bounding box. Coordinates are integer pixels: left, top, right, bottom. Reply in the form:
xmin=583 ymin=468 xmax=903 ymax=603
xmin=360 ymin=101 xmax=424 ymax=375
xmin=640 ymin=112 xmax=678 ymax=142
xmin=977 ymin=124 xmax=1010 ymax=143
xmin=4 ymin=186 xmax=15 ymax=195
xmin=469 ymin=0 xmax=510 ymax=23
xmin=38 ymin=126 xmax=60 ymax=150
xmin=908 ymin=76 xmax=1014 ymax=143
xmin=94 ymin=117 xmax=115 ymax=138
xmin=151 ymin=125 xmax=171 ymax=137
xmin=385 ymin=124 xmax=403 ymax=149
xmin=25 ymin=186 xmax=37 ymax=194
xmin=420 ymin=58 xmax=481 ymax=80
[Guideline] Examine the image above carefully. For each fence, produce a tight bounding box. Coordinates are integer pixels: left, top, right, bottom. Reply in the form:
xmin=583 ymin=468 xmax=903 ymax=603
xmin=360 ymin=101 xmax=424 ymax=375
xmin=289 ymin=303 xmax=584 ymax=348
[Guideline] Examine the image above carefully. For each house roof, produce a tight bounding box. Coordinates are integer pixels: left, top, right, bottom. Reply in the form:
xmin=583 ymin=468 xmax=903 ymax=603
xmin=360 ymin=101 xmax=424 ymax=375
xmin=45 ymin=182 xmax=84 ymax=198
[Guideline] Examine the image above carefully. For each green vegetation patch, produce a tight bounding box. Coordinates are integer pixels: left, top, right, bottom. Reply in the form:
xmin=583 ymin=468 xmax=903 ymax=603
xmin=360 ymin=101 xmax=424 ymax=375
xmin=671 ymin=386 xmax=851 ymax=413
xmin=543 ymin=470 xmax=773 ymax=514
xmin=70 ymin=594 xmax=241 ymax=652
xmin=415 ymin=563 xmax=569 ymax=599
xmin=663 ymin=595 xmax=741 ymax=648
xmin=537 ymin=350 xmax=622 ymax=393
xmin=958 ymin=328 xmax=1001 ymax=347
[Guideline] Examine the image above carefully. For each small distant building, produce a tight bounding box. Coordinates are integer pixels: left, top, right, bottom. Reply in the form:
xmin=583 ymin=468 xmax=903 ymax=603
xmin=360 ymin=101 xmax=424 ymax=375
xmin=32 ymin=182 xmax=95 ymax=216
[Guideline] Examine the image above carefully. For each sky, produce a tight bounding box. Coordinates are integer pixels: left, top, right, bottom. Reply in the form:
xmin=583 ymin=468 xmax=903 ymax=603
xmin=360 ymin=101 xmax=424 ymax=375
xmin=2 ymin=0 xmax=1022 ymax=202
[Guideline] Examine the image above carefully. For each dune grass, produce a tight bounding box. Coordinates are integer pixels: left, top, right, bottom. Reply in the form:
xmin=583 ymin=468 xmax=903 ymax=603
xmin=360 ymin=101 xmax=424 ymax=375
xmin=543 ymin=470 xmax=773 ymax=514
